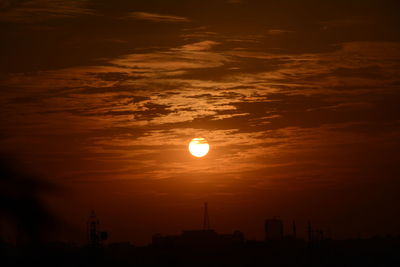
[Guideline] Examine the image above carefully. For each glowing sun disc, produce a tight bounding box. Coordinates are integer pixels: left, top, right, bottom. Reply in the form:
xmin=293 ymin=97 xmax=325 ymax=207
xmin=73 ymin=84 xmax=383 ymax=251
xmin=188 ymin=137 xmax=210 ymax=157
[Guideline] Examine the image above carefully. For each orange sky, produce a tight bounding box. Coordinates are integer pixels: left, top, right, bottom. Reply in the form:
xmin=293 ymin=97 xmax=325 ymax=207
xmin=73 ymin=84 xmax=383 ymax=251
xmin=1 ymin=0 xmax=400 ymax=245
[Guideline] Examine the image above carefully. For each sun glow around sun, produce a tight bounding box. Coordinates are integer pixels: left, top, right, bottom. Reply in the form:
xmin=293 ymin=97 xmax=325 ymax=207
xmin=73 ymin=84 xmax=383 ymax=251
xmin=188 ymin=138 xmax=210 ymax=157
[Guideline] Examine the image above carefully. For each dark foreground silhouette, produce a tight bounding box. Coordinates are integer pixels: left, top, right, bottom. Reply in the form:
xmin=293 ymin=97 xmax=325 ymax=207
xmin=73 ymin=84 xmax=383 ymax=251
xmin=1 ymin=236 xmax=400 ymax=267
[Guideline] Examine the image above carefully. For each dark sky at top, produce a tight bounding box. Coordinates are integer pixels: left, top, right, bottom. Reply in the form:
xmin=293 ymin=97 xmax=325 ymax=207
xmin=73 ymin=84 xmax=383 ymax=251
xmin=0 ymin=0 xmax=400 ymax=245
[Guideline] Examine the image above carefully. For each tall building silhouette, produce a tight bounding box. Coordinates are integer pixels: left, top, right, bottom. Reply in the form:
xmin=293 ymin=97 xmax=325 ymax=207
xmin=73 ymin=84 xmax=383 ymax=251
xmin=265 ymin=217 xmax=283 ymax=241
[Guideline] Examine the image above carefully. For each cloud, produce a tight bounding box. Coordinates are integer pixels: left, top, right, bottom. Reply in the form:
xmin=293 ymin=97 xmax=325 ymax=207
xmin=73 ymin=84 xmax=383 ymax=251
xmin=109 ymin=40 xmax=227 ymax=76
xmin=128 ymin=12 xmax=189 ymax=23
xmin=266 ymin=29 xmax=293 ymax=35
xmin=179 ymin=40 xmax=220 ymax=51
xmin=0 ymin=0 xmax=94 ymax=23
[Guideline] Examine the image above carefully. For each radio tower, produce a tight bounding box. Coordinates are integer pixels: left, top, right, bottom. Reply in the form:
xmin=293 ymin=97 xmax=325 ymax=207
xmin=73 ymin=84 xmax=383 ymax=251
xmin=203 ymin=202 xmax=211 ymax=230
xmin=88 ymin=210 xmax=100 ymax=248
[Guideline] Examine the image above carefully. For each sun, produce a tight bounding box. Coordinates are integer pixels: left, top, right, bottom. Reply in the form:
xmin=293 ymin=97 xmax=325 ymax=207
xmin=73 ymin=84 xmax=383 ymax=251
xmin=188 ymin=137 xmax=210 ymax=157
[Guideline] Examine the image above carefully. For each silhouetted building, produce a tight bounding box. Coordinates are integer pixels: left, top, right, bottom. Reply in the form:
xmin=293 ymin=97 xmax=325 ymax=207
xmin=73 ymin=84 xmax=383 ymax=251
xmin=152 ymin=229 xmax=244 ymax=250
xmin=152 ymin=203 xmax=244 ymax=250
xmin=265 ymin=217 xmax=283 ymax=241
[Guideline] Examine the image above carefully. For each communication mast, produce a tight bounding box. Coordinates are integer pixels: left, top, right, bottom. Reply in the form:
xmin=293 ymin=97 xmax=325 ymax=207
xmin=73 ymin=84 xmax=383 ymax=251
xmin=308 ymin=221 xmax=313 ymax=243
xmin=87 ymin=210 xmax=108 ymax=248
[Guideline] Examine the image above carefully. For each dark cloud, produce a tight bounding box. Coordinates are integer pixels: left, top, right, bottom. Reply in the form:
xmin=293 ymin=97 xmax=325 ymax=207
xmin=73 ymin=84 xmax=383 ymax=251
xmin=128 ymin=12 xmax=189 ymax=23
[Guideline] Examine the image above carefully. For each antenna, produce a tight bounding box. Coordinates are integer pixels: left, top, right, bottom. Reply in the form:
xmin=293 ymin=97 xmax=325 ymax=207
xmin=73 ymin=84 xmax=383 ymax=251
xmin=307 ymin=221 xmax=312 ymax=243
xmin=88 ymin=210 xmax=99 ymax=247
xmin=203 ymin=202 xmax=210 ymax=230
xmin=87 ymin=210 xmax=108 ymax=248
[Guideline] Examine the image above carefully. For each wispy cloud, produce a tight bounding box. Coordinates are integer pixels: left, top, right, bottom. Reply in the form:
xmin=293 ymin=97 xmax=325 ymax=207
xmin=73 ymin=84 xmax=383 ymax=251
xmin=0 ymin=0 xmax=94 ymax=23
xmin=110 ymin=40 xmax=227 ymax=75
xmin=266 ymin=29 xmax=293 ymax=35
xmin=179 ymin=40 xmax=220 ymax=51
xmin=128 ymin=12 xmax=189 ymax=23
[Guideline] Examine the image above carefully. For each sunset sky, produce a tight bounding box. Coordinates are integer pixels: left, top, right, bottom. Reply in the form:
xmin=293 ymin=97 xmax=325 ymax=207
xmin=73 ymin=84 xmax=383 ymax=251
xmin=1 ymin=0 xmax=400 ymax=245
